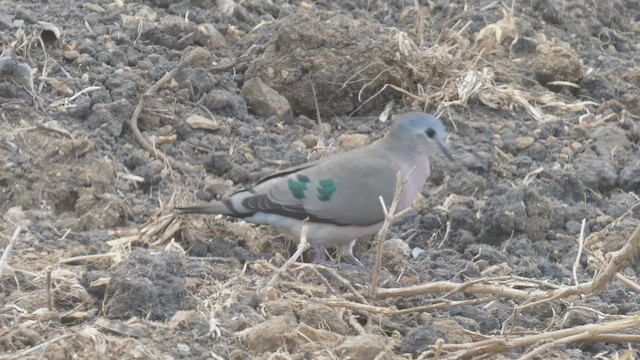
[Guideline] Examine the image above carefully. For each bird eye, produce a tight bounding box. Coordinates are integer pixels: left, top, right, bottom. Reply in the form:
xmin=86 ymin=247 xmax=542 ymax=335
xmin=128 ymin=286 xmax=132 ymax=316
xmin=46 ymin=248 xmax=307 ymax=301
xmin=425 ymin=128 xmax=436 ymax=138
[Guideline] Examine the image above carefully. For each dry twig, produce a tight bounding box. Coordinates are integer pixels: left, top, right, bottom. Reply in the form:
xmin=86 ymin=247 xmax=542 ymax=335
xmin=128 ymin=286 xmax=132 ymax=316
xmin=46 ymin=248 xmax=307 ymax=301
xmin=367 ymin=170 xmax=412 ymax=332
xmin=266 ymin=221 xmax=310 ymax=288
xmin=0 ymin=226 xmax=22 ymax=279
xmin=127 ymin=48 xmax=209 ymax=173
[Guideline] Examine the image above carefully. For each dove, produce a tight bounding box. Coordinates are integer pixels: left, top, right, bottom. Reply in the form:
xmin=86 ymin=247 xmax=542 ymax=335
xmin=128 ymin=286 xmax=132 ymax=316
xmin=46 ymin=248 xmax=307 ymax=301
xmin=177 ymin=112 xmax=452 ymax=266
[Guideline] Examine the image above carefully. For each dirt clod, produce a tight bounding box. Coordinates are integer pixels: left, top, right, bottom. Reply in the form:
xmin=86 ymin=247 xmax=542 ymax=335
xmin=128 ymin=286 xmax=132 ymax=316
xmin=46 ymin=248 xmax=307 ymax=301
xmin=244 ymin=316 xmax=299 ymax=353
xmin=104 ymin=250 xmax=185 ymax=321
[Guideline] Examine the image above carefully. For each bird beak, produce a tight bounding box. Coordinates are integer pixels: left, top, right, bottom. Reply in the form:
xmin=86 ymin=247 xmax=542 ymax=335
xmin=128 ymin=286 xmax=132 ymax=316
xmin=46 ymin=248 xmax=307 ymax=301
xmin=437 ymin=140 xmax=453 ymax=160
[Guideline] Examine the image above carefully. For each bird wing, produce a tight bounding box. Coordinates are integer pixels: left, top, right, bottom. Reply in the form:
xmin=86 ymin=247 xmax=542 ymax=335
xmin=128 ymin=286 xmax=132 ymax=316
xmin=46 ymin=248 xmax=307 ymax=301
xmin=236 ymin=148 xmax=399 ymax=226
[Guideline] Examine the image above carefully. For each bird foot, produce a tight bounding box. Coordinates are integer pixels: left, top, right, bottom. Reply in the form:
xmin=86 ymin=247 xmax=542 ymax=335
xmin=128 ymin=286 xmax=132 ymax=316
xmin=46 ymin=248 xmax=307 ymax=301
xmin=341 ymin=254 xmax=365 ymax=267
xmin=313 ymin=260 xmax=355 ymax=269
xmin=312 ymin=244 xmax=364 ymax=268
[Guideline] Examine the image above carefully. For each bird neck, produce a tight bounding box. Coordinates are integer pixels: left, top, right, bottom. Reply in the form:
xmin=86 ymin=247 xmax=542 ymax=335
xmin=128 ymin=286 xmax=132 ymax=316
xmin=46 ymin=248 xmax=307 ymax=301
xmin=380 ymin=132 xmax=430 ymax=157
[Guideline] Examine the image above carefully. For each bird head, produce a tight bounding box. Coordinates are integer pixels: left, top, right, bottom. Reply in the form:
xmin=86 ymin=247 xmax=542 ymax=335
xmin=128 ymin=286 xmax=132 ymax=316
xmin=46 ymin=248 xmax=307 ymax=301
xmin=389 ymin=112 xmax=453 ymax=159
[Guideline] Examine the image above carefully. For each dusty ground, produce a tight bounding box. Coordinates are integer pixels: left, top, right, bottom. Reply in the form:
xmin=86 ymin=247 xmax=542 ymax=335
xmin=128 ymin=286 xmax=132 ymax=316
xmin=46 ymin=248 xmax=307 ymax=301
xmin=1 ymin=0 xmax=640 ymax=359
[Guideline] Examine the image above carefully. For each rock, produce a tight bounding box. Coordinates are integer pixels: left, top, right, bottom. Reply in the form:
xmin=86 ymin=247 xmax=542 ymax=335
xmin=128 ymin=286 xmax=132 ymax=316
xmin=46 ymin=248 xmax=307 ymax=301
xmin=104 ymin=249 xmax=185 ymax=321
xmin=296 ymin=323 xmax=341 ymax=344
xmin=515 ymin=136 xmax=535 ymax=149
xmin=618 ymin=160 xmax=640 ymax=191
xmin=0 ymin=14 xmax=11 ymax=30
xmin=244 ymin=316 xmax=298 ymax=353
xmin=302 ymin=134 xmax=319 ymax=148
xmin=263 ymin=299 xmax=297 ymax=323
xmin=591 ymin=125 xmax=632 ymax=156
xmin=336 ymin=334 xmax=386 ymax=360
xmin=561 ymin=308 xmax=599 ymax=328
xmin=530 ymin=38 xmax=584 ymax=92
xmin=566 ymin=220 xmax=582 ymax=234
xmin=85 ymin=99 xmax=133 ymax=136
xmin=174 ymin=67 xmax=214 ymax=98
xmin=574 ymin=155 xmax=618 ymax=192
xmin=185 ymin=114 xmax=221 ymax=131
xmin=337 ymin=133 xmax=371 ymax=150
xmin=381 ymin=238 xmax=412 ymax=271
xmin=203 ymin=152 xmax=232 ymax=176
xmin=241 ymin=77 xmax=293 ymax=123
xmin=383 ymin=238 xmax=411 ymax=258
xmin=63 ymin=50 xmax=80 ymax=61
xmin=14 ymin=8 xmax=37 ymax=24
xmin=202 ymin=89 xmax=248 ymax=120
xmin=196 ymin=23 xmax=226 ymax=49
xmin=401 ymin=319 xmax=471 ymax=355
xmin=299 ymin=303 xmax=349 ymax=335
xmin=160 ymin=15 xmax=195 ymax=39
xmin=203 ymin=176 xmax=233 ymax=196
xmin=449 ymin=170 xmax=487 ymax=194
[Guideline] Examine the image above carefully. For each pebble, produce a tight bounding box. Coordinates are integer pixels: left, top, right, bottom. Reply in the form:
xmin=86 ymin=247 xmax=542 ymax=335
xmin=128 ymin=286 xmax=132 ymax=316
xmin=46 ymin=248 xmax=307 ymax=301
xmin=515 ymin=136 xmax=535 ymax=149
xmin=291 ymin=140 xmax=306 ymax=150
xmin=302 ymin=134 xmax=318 ymax=148
xmin=241 ymin=77 xmax=293 ymax=123
xmin=337 ymin=133 xmax=370 ymax=150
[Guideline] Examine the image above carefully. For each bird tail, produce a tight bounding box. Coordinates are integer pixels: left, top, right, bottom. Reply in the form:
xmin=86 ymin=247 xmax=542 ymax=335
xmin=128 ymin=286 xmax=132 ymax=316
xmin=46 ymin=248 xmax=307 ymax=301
xmin=175 ymin=200 xmax=235 ymax=216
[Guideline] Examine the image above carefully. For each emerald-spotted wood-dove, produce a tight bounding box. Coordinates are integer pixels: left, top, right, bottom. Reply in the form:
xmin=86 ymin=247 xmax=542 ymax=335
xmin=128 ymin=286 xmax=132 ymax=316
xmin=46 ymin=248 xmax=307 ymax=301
xmin=177 ymin=112 xmax=452 ymax=266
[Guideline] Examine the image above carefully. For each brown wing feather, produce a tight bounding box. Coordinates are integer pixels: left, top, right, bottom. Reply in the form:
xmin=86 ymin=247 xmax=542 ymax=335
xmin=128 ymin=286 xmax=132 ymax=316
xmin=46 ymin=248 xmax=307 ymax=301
xmin=238 ymin=146 xmax=400 ymax=226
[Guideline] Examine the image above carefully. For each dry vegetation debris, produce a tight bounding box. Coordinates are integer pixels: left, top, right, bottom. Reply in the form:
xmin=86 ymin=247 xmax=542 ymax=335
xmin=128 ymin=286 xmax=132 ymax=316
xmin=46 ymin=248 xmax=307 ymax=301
xmin=1 ymin=0 xmax=640 ymax=359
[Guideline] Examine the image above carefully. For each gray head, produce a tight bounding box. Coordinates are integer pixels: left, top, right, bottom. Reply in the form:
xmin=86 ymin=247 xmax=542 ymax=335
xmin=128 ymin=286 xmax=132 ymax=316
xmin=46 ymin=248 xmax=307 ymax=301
xmin=387 ymin=112 xmax=452 ymax=159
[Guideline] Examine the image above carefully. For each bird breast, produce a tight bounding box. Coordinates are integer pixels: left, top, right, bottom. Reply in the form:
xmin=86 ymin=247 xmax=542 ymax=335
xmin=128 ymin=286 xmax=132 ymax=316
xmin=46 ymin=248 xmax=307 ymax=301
xmin=397 ymin=160 xmax=430 ymax=212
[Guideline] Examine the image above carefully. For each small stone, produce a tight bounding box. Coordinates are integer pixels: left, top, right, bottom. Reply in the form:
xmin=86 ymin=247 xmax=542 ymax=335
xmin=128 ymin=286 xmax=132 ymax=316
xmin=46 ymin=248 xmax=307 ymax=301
xmin=135 ymin=5 xmax=157 ymax=22
xmin=561 ymin=147 xmax=573 ymax=156
xmin=245 ymin=316 xmax=298 ymax=353
xmin=185 ymin=114 xmax=221 ymax=131
xmin=196 ymin=23 xmax=226 ymax=49
xmin=302 ymin=135 xmax=318 ymax=148
xmin=229 ymin=349 xmax=244 ymax=360
xmin=383 ymin=238 xmax=411 ymax=258
xmin=74 ymin=53 xmax=94 ymax=67
xmin=257 ymin=286 xmax=279 ymax=302
xmin=336 ymin=334 xmax=386 ymax=360
xmin=83 ymin=3 xmax=106 ymax=13
xmin=85 ymin=99 xmax=133 ymax=136
xmin=356 ymin=124 xmax=372 ymax=133
xmin=63 ymin=50 xmax=80 ymax=61
xmin=52 ymin=82 xmax=73 ymax=97
xmin=241 ymin=77 xmax=293 ymax=123
xmin=319 ymin=123 xmax=331 ymax=134
xmin=292 ymin=140 xmax=306 ymax=149
xmin=338 ymin=133 xmax=371 ymax=150
xmin=203 ymin=177 xmax=233 ymax=196
xmin=169 ymin=310 xmax=198 ymax=329
xmin=515 ymin=136 xmax=535 ymax=149
xmin=570 ymin=141 xmax=582 ymax=150
xmin=566 ymin=220 xmax=582 ymax=234
xmin=618 ymin=161 xmax=640 ymax=191
xmin=176 ymin=343 xmax=190 ymax=353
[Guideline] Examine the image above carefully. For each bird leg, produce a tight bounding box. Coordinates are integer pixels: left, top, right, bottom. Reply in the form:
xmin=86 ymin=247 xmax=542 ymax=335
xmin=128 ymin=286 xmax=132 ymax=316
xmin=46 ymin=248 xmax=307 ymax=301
xmin=312 ymin=243 xmax=329 ymax=263
xmin=340 ymin=241 xmax=364 ymax=267
xmin=312 ymin=243 xmax=356 ymax=268
xmin=342 ymin=254 xmax=364 ymax=267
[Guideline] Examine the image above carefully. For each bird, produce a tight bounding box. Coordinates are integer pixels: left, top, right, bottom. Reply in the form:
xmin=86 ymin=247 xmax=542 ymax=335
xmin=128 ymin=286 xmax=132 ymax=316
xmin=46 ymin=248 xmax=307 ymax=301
xmin=176 ymin=112 xmax=452 ymax=266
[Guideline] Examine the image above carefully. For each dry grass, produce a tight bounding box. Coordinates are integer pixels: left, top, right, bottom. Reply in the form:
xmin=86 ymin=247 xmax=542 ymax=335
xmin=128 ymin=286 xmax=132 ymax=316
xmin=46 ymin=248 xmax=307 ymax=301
xmin=1 ymin=2 xmax=638 ymax=359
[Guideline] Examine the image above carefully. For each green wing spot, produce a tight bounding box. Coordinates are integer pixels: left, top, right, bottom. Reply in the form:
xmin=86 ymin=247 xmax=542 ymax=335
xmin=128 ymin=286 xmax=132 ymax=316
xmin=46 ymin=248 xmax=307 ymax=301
xmin=288 ymin=179 xmax=308 ymax=199
xmin=317 ymin=179 xmax=336 ymax=201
